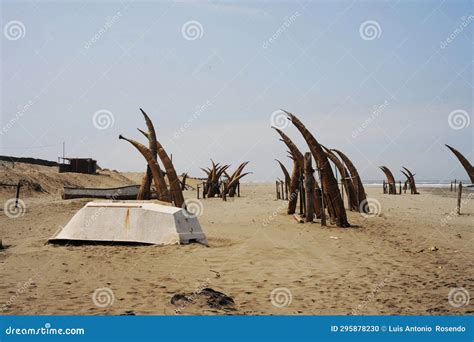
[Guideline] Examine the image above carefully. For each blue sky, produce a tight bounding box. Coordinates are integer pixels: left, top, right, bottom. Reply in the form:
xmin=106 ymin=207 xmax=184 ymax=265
xmin=1 ymin=0 xmax=472 ymax=182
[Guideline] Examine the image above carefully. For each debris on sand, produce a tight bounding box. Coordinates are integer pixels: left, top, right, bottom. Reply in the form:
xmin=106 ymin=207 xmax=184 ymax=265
xmin=210 ymin=269 xmax=221 ymax=278
xmin=120 ymin=310 xmax=136 ymax=316
xmin=429 ymin=246 xmax=439 ymax=252
xmin=171 ymin=287 xmax=235 ymax=312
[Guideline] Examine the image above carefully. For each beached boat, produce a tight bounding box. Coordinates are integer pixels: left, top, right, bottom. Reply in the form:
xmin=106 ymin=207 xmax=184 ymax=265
xmin=62 ymin=185 xmax=140 ymax=200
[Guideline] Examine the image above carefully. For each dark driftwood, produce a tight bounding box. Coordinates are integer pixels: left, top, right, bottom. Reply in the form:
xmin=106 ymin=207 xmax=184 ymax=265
xmin=140 ymin=109 xmax=184 ymax=207
xmin=332 ymin=149 xmax=367 ymax=213
xmin=275 ymin=159 xmax=290 ymax=200
xmin=120 ymin=109 xmax=185 ymax=207
xmin=203 ymin=161 xmax=250 ymax=198
xmin=226 ymin=162 xmax=250 ymax=197
xmin=273 ymin=128 xmax=303 ymax=214
xmin=181 ymin=173 xmax=188 ymax=191
xmin=445 ymin=144 xmax=474 ymax=184
xmin=284 ymin=110 xmax=349 ymax=227
xmin=379 ymin=166 xmax=397 ymax=194
xmin=304 ymin=152 xmax=315 ymax=222
xmin=272 ymin=127 xmax=322 ymax=217
xmin=119 ymin=135 xmax=170 ymax=203
xmin=322 ymin=146 xmax=358 ymax=211
xmin=402 ymin=167 xmax=419 ymax=194
xmin=137 ymin=108 xmax=160 ymax=200
xmin=206 ymin=161 xmax=229 ymax=197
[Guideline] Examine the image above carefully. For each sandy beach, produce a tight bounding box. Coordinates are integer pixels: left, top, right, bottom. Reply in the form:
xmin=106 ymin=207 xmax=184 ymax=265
xmin=1 ymin=163 xmax=472 ymax=315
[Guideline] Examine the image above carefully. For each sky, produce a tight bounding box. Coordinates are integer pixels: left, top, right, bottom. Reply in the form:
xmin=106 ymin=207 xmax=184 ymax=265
xmin=1 ymin=0 xmax=472 ymax=182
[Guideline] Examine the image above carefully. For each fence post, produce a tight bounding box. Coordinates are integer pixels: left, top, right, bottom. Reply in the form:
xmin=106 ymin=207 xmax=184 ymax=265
xmin=304 ymin=153 xmax=315 ymax=223
xmin=222 ymin=183 xmax=227 ymax=202
xmin=298 ymin=177 xmax=304 ymax=215
xmin=15 ymin=182 xmax=22 ymax=208
xmin=457 ymin=182 xmax=462 ymax=215
xmin=340 ymin=179 xmax=344 ymax=205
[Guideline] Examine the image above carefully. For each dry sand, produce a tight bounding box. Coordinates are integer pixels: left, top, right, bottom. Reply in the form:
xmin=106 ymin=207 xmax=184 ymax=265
xmin=0 ymin=162 xmax=473 ymax=315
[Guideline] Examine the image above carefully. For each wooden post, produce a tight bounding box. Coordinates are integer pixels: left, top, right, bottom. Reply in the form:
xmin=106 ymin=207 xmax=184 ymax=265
xmin=450 ymin=181 xmax=453 ymax=192
xmin=280 ymin=181 xmax=285 ymax=201
xmin=197 ymin=185 xmax=200 ymax=199
xmin=276 ymin=181 xmax=280 ymax=200
xmin=222 ymin=183 xmax=227 ymax=201
xmin=340 ymin=179 xmax=344 ymax=206
xmin=203 ymin=182 xmax=207 ymax=199
xmin=237 ymin=182 xmax=240 ymax=197
xmin=15 ymin=182 xmax=21 ymax=208
xmin=304 ymin=153 xmax=315 ymax=223
xmin=320 ymin=189 xmax=326 ymax=226
xmin=298 ymin=177 xmax=304 ymax=215
xmin=454 ymin=179 xmax=457 ymax=191
xmin=383 ymin=180 xmax=386 ymax=194
xmin=457 ymin=182 xmax=462 ymax=215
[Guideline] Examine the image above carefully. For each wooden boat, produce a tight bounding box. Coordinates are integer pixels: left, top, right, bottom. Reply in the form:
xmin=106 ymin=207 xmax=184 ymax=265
xmin=62 ymin=185 xmax=140 ymax=200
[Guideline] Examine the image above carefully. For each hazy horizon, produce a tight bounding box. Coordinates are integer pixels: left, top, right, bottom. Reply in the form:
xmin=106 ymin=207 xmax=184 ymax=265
xmin=1 ymin=0 xmax=472 ymax=182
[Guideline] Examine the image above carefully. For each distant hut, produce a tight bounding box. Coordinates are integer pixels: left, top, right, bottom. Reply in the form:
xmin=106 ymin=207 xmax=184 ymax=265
xmin=58 ymin=158 xmax=97 ymax=174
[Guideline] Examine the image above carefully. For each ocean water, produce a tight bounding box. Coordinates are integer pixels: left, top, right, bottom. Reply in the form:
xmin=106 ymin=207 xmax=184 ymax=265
xmin=363 ymin=180 xmax=472 ymax=188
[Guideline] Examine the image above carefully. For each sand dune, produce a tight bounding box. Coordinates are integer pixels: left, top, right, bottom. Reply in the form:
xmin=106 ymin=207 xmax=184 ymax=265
xmin=0 ymin=161 xmax=136 ymax=195
xmin=0 ymin=163 xmax=472 ymax=315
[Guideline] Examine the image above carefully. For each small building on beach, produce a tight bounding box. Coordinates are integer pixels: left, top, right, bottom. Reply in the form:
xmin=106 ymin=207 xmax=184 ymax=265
xmin=58 ymin=157 xmax=97 ymax=174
